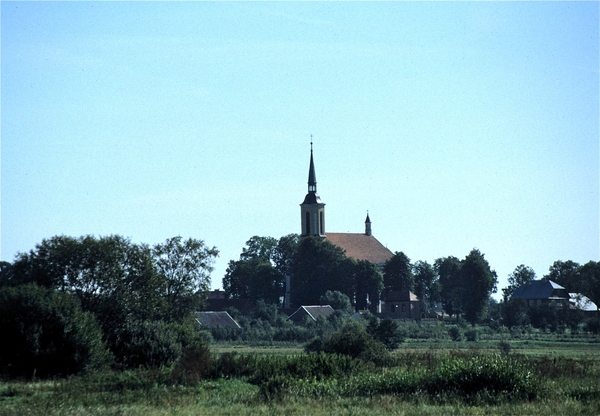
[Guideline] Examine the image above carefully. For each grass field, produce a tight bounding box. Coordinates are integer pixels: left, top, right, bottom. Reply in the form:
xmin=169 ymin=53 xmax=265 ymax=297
xmin=1 ymin=336 xmax=599 ymax=415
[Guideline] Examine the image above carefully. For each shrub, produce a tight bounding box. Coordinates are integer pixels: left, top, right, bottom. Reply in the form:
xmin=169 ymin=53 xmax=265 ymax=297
xmin=320 ymin=322 xmax=391 ymax=365
xmin=448 ymin=326 xmax=463 ymax=341
xmin=0 ymin=284 xmax=111 ymax=378
xmin=465 ymin=328 xmax=478 ymax=342
xmin=367 ymin=318 xmax=404 ymax=350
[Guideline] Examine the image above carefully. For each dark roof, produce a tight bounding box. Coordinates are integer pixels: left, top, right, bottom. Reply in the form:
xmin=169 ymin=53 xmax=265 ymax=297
xmin=287 ymin=305 xmax=335 ymax=322
xmin=511 ymin=280 xmax=569 ymax=301
xmin=383 ymin=290 xmax=420 ymax=302
xmin=302 ymin=192 xmax=323 ymax=205
xmin=196 ymin=311 xmax=241 ymax=328
xmin=326 ymin=233 xmax=393 ymax=265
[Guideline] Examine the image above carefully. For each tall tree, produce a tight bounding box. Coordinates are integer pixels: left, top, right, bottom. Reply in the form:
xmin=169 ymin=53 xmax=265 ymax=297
xmin=502 ymin=264 xmax=536 ymax=301
xmin=577 ymin=261 xmax=600 ymax=308
xmin=435 ymin=256 xmax=462 ymax=317
xmin=383 ymin=252 xmax=413 ymax=292
xmin=460 ymin=249 xmax=498 ymax=325
xmin=222 ymin=236 xmax=287 ymax=305
xmin=544 ymin=260 xmax=581 ymax=291
xmin=152 ymin=236 xmax=218 ymax=321
xmin=290 ymin=237 xmax=354 ymax=307
xmin=353 ymin=260 xmax=384 ymax=312
xmin=413 ymin=260 xmax=440 ymax=308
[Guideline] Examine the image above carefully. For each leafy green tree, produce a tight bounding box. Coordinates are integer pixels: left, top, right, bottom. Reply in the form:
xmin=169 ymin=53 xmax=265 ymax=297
xmin=503 ymin=264 xmax=536 ymax=301
xmin=544 ymin=260 xmax=581 ymax=290
xmin=353 ymin=260 xmax=384 ymax=312
xmin=460 ymin=249 xmax=498 ymax=325
xmin=502 ymin=297 xmax=530 ymax=327
xmin=320 ymin=290 xmax=353 ymax=314
xmin=320 ymin=321 xmax=390 ymax=364
xmin=367 ymin=317 xmax=404 ymax=350
xmin=290 ymin=237 xmax=354 ymax=307
xmin=0 ymin=284 xmax=111 ymax=378
xmin=240 ymin=236 xmax=278 ymax=261
xmin=0 ymin=261 xmax=14 ymax=286
xmin=413 ymin=260 xmax=440 ymax=308
xmin=579 ymin=261 xmax=600 ymax=308
xmin=273 ymin=234 xmax=300 ymax=278
xmin=435 ymin=256 xmax=462 ymax=317
xmin=383 ymin=252 xmax=413 ymax=292
xmin=152 ymin=236 xmax=218 ymax=321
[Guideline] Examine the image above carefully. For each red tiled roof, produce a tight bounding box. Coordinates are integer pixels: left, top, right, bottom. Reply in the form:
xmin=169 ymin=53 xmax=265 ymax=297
xmin=326 ymin=233 xmax=394 ymax=265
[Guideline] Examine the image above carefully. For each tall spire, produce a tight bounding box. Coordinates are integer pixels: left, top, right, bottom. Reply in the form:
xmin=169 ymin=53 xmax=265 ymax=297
xmin=300 ymin=136 xmax=325 ymax=237
xmin=308 ymin=138 xmax=317 ymax=193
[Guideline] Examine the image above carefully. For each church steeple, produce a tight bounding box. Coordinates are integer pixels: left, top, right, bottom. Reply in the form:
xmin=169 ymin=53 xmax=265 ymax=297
xmin=365 ymin=212 xmax=372 ymax=236
xmin=308 ymin=142 xmax=317 ymax=193
xmin=300 ymin=138 xmax=326 ymax=237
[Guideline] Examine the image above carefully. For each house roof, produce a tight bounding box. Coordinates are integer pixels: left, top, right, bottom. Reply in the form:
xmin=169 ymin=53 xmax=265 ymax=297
xmin=325 ymin=233 xmax=393 ymax=265
xmin=569 ymin=293 xmax=599 ymax=311
xmin=287 ymin=305 xmax=335 ymax=322
xmin=196 ymin=311 xmax=241 ymax=329
xmin=511 ymin=279 xmax=568 ymax=301
xmin=383 ymin=290 xmax=420 ymax=302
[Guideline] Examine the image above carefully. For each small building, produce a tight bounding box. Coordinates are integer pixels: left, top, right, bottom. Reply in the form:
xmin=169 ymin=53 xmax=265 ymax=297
xmin=379 ymin=290 xmax=422 ymax=319
xmin=510 ymin=280 xmax=570 ymax=307
xmin=196 ymin=311 xmax=241 ymax=329
xmin=569 ymin=293 xmax=598 ymax=312
xmin=287 ymin=305 xmax=335 ymax=323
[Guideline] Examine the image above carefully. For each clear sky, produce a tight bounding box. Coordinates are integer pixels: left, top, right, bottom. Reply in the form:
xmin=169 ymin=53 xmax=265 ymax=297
xmin=2 ymin=2 xmax=598 ymax=298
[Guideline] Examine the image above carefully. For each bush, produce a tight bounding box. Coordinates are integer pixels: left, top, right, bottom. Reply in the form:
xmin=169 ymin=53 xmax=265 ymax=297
xmin=316 ymin=322 xmax=391 ymax=365
xmin=465 ymin=328 xmax=478 ymax=342
xmin=0 ymin=284 xmax=111 ymax=378
xmin=367 ymin=318 xmax=404 ymax=350
xmin=448 ymin=326 xmax=463 ymax=341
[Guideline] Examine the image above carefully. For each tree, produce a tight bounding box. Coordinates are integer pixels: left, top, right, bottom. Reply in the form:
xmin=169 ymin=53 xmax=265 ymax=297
xmin=383 ymin=252 xmax=413 ymax=292
xmin=503 ymin=264 xmax=536 ymax=301
xmin=353 ymin=260 xmax=384 ymax=312
xmin=544 ymin=260 xmax=581 ymax=291
xmin=0 ymin=284 xmax=111 ymax=378
xmin=579 ymin=261 xmax=600 ymax=308
xmin=152 ymin=236 xmax=218 ymax=321
xmin=435 ymin=256 xmax=462 ymax=317
xmin=413 ymin=260 xmax=440 ymax=308
xmin=290 ymin=237 xmax=354 ymax=307
xmin=240 ymin=236 xmax=278 ymax=262
xmin=320 ymin=290 xmax=353 ymax=314
xmin=223 ymin=257 xmax=283 ymax=305
xmin=460 ymin=249 xmax=498 ymax=325
xmin=222 ymin=236 xmax=286 ymax=304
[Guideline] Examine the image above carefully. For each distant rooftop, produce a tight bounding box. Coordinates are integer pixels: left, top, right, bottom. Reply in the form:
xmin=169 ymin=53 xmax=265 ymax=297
xmin=326 ymin=233 xmax=393 ymax=265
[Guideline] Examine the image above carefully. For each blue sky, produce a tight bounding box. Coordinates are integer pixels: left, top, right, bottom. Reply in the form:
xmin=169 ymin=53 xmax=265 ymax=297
xmin=2 ymin=2 xmax=598 ymax=297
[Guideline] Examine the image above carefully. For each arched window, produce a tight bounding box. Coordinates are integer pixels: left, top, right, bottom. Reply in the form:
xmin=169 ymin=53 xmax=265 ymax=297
xmin=305 ymin=212 xmax=310 ymax=235
xmin=320 ymin=211 xmax=324 ymax=235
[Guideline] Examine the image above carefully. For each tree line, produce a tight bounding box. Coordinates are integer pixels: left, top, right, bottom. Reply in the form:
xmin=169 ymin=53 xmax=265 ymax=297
xmin=223 ymin=234 xmax=498 ymax=325
xmin=0 ymin=235 xmax=218 ymax=377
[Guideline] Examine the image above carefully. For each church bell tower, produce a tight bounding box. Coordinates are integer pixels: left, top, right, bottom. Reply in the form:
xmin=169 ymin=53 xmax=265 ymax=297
xmin=300 ymin=141 xmax=325 ymax=237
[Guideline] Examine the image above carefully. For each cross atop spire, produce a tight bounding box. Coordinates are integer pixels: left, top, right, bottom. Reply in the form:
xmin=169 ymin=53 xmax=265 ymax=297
xmin=308 ymin=136 xmax=317 ymax=193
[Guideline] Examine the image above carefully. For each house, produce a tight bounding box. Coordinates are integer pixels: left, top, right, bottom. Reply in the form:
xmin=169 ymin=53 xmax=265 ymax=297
xmin=287 ymin=305 xmax=335 ymax=323
xmin=379 ymin=290 xmax=422 ymax=319
xmin=510 ymin=280 xmax=570 ymax=307
xmin=196 ymin=311 xmax=241 ymax=329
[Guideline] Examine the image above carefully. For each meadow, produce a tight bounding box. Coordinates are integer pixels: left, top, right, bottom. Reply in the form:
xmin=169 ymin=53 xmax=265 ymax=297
xmin=1 ymin=334 xmax=599 ymax=416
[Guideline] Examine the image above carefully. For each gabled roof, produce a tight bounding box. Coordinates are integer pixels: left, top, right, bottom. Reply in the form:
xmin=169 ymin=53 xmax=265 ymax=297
xmin=569 ymin=293 xmax=599 ymax=311
xmin=196 ymin=311 xmax=241 ymax=329
xmin=326 ymin=233 xmax=393 ymax=265
xmin=287 ymin=305 xmax=335 ymax=322
xmin=511 ymin=279 xmax=568 ymax=301
xmin=383 ymin=290 xmax=420 ymax=302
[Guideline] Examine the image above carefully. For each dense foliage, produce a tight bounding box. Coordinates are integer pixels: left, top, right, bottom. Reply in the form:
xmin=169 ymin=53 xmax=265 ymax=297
xmin=1 ymin=235 xmax=217 ymax=375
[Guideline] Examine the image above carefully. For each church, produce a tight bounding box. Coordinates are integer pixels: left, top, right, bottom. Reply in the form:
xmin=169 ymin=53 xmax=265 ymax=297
xmin=294 ymin=143 xmax=422 ymax=319
xmin=299 ymin=142 xmax=394 ymax=269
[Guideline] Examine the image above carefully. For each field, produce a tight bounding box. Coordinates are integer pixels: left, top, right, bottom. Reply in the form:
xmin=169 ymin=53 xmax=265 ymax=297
xmin=1 ymin=334 xmax=599 ymax=416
